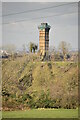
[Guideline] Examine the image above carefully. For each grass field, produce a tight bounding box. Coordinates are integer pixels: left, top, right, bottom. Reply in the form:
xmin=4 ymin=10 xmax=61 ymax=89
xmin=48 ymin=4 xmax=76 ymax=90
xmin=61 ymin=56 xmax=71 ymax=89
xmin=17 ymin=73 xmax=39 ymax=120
xmin=2 ymin=109 xmax=78 ymax=118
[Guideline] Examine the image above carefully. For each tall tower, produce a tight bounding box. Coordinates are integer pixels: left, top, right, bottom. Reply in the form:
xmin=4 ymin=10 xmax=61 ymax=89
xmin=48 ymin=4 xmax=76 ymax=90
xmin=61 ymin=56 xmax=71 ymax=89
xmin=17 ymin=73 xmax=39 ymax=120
xmin=38 ymin=23 xmax=51 ymax=60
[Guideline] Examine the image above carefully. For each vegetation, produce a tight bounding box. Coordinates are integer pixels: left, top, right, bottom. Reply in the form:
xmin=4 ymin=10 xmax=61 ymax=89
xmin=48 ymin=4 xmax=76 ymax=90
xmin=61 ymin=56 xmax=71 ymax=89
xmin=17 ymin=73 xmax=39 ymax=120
xmin=58 ymin=41 xmax=71 ymax=60
xmin=29 ymin=42 xmax=38 ymax=53
xmin=2 ymin=55 xmax=78 ymax=111
xmin=2 ymin=109 xmax=78 ymax=118
xmin=2 ymin=44 xmax=16 ymax=55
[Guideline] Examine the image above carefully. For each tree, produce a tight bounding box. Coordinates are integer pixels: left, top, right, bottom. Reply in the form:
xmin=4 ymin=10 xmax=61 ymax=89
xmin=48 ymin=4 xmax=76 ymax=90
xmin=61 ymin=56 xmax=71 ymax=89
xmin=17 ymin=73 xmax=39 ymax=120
xmin=30 ymin=42 xmax=33 ymax=53
xmin=2 ymin=44 xmax=16 ymax=55
xmin=58 ymin=41 xmax=71 ymax=60
xmin=33 ymin=44 xmax=38 ymax=53
xmin=29 ymin=42 xmax=38 ymax=53
xmin=22 ymin=44 xmax=26 ymax=55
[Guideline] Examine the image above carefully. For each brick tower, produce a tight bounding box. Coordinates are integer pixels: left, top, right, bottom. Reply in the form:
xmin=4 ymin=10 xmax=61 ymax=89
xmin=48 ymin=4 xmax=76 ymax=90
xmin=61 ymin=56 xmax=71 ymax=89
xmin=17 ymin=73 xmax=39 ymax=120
xmin=38 ymin=23 xmax=51 ymax=60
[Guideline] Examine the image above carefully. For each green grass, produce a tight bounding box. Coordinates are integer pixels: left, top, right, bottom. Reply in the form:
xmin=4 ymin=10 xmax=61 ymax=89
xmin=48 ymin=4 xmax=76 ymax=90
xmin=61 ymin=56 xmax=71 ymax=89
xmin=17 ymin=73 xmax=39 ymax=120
xmin=2 ymin=109 xmax=78 ymax=118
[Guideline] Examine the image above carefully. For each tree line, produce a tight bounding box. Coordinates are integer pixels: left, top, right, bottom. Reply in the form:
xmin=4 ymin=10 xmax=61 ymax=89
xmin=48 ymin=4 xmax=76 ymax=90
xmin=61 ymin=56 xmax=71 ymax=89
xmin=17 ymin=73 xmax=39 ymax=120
xmin=1 ymin=41 xmax=75 ymax=61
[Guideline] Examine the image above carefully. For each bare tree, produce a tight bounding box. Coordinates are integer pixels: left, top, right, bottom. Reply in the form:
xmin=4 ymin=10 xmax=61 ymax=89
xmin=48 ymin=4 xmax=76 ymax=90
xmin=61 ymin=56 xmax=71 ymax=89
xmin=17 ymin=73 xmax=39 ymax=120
xmin=22 ymin=44 xmax=26 ymax=55
xmin=59 ymin=41 xmax=71 ymax=60
xmin=2 ymin=44 xmax=16 ymax=55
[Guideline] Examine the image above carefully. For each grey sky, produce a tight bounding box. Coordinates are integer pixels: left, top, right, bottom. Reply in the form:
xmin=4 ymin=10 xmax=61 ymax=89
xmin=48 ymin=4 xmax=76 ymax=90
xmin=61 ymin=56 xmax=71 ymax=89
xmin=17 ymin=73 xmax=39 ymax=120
xmin=2 ymin=2 xmax=78 ymax=51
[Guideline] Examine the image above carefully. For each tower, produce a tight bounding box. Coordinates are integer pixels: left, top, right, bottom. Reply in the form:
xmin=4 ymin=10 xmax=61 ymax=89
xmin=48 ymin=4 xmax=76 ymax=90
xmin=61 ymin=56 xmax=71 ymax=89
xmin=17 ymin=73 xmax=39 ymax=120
xmin=38 ymin=23 xmax=51 ymax=60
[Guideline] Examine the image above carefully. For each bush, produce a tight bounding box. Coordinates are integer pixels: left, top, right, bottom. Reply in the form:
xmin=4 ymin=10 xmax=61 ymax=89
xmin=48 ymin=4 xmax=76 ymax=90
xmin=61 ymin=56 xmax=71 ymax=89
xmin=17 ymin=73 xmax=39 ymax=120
xmin=47 ymin=63 xmax=52 ymax=69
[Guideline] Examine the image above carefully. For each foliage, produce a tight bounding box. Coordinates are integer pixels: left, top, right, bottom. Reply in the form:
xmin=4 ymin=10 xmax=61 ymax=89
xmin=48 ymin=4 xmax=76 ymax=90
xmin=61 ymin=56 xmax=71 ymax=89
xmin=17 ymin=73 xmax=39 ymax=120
xmin=2 ymin=56 xmax=78 ymax=110
xmin=29 ymin=42 xmax=38 ymax=53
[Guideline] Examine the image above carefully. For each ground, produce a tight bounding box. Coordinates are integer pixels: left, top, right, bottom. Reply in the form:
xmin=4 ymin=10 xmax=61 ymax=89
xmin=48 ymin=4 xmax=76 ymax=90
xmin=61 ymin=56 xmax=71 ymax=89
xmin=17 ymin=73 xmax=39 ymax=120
xmin=2 ymin=109 xmax=78 ymax=118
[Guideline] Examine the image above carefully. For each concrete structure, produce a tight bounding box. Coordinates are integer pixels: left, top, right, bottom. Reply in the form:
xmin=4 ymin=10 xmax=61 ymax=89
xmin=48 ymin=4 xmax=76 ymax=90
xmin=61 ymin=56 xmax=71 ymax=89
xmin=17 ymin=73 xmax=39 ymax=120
xmin=38 ymin=23 xmax=51 ymax=60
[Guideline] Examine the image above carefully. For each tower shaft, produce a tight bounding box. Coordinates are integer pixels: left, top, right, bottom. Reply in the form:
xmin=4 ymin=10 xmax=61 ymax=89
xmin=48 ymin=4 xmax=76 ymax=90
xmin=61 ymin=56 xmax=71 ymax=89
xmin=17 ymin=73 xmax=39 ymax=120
xmin=38 ymin=23 xmax=51 ymax=59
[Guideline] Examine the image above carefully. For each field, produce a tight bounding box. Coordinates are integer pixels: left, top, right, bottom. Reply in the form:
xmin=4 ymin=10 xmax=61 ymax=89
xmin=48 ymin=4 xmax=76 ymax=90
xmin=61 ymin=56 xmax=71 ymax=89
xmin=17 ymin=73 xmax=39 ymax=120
xmin=2 ymin=109 xmax=78 ymax=118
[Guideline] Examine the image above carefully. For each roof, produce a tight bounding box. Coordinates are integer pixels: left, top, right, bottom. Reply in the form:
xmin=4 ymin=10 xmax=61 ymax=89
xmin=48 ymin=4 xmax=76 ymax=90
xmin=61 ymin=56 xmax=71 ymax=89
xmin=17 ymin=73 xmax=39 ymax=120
xmin=38 ymin=23 xmax=51 ymax=30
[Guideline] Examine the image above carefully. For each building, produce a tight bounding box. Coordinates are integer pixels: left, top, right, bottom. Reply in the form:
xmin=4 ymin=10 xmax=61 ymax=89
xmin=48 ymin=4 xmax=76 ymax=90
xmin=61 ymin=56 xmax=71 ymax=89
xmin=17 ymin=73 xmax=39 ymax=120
xmin=38 ymin=23 xmax=51 ymax=60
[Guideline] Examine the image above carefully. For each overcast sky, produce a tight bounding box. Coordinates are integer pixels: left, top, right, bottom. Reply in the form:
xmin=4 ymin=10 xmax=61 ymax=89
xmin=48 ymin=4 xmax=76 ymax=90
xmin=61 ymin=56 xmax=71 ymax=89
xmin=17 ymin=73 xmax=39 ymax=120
xmin=2 ymin=2 xmax=78 ymax=51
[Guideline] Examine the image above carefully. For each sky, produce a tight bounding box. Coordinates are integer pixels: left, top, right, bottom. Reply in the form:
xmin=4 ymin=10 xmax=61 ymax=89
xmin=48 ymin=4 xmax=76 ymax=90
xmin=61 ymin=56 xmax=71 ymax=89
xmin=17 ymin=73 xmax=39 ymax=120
xmin=2 ymin=2 xmax=78 ymax=51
